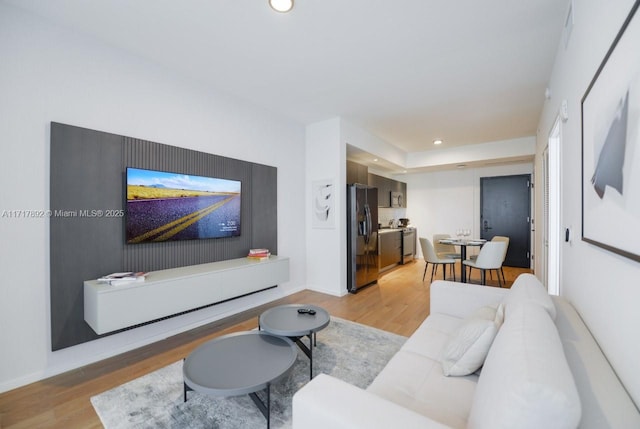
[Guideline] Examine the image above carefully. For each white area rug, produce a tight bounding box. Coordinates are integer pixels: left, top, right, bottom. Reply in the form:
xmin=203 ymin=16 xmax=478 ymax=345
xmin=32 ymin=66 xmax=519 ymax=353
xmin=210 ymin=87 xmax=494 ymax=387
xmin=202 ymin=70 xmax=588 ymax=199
xmin=91 ymin=317 xmax=406 ymax=428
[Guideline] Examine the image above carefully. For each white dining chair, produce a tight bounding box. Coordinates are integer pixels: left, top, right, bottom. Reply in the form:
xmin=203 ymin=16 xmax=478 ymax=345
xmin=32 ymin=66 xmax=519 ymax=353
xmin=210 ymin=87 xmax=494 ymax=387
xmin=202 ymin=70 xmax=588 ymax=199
xmin=420 ymin=237 xmax=456 ymax=282
xmin=491 ymin=236 xmax=509 ymax=284
xmin=468 ymin=235 xmax=509 ymax=283
xmin=462 ymin=241 xmax=507 ymax=287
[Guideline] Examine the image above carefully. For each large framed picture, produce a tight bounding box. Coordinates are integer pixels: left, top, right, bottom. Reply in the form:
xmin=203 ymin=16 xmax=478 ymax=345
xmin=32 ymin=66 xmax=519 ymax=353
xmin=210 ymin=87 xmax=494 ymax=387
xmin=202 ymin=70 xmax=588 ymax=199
xmin=581 ymin=1 xmax=640 ymax=262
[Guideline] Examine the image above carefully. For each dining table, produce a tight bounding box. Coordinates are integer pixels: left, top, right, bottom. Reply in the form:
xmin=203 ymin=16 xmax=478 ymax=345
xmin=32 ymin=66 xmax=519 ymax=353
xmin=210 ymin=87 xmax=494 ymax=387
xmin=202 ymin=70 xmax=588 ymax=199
xmin=438 ymin=238 xmax=486 ymax=283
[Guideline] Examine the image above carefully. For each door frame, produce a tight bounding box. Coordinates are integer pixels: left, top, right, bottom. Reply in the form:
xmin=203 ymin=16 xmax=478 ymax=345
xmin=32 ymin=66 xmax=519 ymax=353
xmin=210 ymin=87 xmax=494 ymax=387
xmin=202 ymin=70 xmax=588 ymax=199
xmin=543 ymin=117 xmax=562 ymax=295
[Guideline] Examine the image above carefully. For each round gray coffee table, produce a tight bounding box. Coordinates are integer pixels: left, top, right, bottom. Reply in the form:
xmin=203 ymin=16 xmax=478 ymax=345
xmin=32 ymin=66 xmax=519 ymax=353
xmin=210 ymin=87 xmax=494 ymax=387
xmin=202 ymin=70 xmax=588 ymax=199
xmin=183 ymin=331 xmax=297 ymax=428
xmin=259 ymin=304 xmax=330 ymax=380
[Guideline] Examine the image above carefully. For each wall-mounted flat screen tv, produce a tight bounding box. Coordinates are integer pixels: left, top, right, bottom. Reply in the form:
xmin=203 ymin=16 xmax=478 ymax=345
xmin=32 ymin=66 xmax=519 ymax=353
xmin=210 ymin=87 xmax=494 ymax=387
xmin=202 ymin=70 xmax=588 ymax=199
xmin=126 ymin=167 xmax=241 ymax=243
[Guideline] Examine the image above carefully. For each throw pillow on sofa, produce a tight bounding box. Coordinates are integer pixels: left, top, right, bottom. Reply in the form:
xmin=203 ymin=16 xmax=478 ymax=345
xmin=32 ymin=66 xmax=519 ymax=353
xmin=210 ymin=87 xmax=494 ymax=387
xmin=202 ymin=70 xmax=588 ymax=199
xmin=441 ymin=304 xmax=503 ymax=376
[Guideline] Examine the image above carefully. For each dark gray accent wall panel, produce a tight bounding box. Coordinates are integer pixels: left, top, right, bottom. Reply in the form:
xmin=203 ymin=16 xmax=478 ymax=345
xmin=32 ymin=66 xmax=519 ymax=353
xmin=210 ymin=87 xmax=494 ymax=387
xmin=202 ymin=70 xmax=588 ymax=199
xmin=50 ymin=125 xmax=125 ymax=350
xmin=50 ymin=122 xmax=277 ymax=350
xmin=251 ymin=164 xmax=278 ymax=252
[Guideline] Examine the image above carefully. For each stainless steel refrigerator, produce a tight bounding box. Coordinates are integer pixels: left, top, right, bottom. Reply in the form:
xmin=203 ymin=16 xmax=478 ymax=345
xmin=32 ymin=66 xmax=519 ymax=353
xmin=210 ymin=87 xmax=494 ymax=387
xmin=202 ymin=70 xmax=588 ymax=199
xmin=347 ymin=184 xmax=379 ymax=293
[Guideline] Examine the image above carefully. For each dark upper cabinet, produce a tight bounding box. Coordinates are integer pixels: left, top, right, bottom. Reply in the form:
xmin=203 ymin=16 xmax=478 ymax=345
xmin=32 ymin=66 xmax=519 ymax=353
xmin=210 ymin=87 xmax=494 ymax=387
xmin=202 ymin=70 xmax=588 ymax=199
xmin=368 ymin=173 xmax=389 ymax=207
xmin=347 ymin=160 xmax=369 ymax=185
xmin=394 ymin=181 xmax=407 ymax=207
xmin=368 ymin=173 xmax=407 ymax=208
xmin=346 ymin=164 xmax=408 ymax=207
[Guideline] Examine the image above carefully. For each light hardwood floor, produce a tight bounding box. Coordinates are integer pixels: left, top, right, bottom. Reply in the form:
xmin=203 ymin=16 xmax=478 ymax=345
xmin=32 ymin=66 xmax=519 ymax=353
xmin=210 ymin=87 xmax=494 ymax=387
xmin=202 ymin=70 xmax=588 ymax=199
xmin=0 ymin=261 xmax=531 ymax=428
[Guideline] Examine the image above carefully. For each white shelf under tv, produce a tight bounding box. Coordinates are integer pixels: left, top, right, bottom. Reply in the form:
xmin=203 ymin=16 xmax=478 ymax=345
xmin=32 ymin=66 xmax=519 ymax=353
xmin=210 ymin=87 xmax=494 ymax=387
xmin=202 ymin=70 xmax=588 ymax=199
xmin=84 ymin=256 xmax=289 ymax=335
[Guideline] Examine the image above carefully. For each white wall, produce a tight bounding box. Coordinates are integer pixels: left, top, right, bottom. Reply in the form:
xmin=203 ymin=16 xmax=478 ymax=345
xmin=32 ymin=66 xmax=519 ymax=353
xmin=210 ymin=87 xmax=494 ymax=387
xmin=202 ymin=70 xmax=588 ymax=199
xmin=536 ymin=0 xmax=640 ymax=404
xmin=403 ymin=163 xmax=534 ymax=260
xmin=0 ymin=4 xmax=307 ymax=393
xmin=305 ymin=118 xmax=347 ymax=296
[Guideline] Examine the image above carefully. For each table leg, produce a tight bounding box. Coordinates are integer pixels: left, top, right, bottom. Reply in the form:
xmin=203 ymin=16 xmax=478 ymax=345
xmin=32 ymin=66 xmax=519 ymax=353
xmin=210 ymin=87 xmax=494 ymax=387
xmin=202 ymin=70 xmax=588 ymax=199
xmin=183 ymin=358 xmax=191 ymax=403
xmin=308 ymin=334 xmax=313 ymax=379
xmin=249 ymin=384 xmax=271 ymax=429
xmin=183 ymin=382 xmax=191 ymax=403
xmin=293 ymin=334 xmax=314 ymax=380
xmin=460 ymin=245 xmax=467 ymax=283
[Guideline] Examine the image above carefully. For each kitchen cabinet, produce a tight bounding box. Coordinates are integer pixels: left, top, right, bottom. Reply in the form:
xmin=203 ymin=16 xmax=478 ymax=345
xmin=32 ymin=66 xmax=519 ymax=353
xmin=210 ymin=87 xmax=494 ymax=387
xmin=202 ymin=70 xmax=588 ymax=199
xmin=398 ymin=181 xmax=408 ymax=207
xmin=368 ymin=173 xmax=407 ymax=208
xmin=368 ymin=173 xmax=390 ymax=207
xmin=379 ymin=229 xmax=402 ymax=271
xmin=347 ymin=161 xmax=369 ymax=185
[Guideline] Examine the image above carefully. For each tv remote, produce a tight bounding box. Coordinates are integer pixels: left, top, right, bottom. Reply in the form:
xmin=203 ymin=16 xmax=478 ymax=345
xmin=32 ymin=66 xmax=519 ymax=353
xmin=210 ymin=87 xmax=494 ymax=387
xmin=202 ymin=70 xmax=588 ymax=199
xmin=297 ymin=308 xmax=316 ymax=315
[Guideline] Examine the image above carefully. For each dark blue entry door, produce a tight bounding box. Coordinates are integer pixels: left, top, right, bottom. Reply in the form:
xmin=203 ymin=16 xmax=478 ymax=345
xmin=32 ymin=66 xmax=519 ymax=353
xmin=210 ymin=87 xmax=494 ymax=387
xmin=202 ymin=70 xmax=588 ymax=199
xmin=480 ymin=174 xmax=531 ymax=268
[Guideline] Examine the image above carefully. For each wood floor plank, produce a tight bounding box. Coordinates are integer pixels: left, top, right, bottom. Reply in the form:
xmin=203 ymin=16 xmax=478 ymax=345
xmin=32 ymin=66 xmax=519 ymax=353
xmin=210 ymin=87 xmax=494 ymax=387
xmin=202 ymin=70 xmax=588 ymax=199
xmin=0 ymin=261 xmax=530 ymax=428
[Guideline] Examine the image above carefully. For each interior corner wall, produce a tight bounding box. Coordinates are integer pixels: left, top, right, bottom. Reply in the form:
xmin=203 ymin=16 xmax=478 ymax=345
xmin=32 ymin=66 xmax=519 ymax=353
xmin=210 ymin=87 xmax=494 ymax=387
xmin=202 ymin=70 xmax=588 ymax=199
xmin=0 ymin=4 xmax=306 ymax=393
xmin=304 ymin=118 xmax=405 ymax=297
xmin=536 ymin=0 xmax=640 ymax=404
xmin=305 ymin=118 xmax=346 ymax=296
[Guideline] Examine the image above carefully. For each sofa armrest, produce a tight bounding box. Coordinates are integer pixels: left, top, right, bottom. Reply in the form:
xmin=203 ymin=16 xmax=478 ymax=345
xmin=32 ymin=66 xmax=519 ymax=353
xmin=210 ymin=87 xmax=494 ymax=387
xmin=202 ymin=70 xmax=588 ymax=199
xmin=430 ymin=280 xmax=508 ymax=319
xmin=292 ymin=374 xmax=451 ymax=429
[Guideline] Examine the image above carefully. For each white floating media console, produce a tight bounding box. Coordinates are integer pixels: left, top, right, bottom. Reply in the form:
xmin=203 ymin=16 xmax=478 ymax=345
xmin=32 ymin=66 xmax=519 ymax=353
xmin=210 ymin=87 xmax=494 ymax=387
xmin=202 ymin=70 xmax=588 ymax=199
xmin=84 ymin=256 xmax=289 ymax=335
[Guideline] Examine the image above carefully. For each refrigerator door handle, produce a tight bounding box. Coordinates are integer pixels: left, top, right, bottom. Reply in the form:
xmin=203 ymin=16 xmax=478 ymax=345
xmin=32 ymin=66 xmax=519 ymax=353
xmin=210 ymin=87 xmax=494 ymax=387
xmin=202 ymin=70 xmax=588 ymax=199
xmin=364 ymin=204 xmax=372 ymax=244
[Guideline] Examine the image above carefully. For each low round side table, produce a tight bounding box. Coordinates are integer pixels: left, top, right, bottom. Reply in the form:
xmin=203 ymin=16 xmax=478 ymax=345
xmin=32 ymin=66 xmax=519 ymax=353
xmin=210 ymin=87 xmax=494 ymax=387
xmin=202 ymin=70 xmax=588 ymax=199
xmin=183 ymin=331 xmax=297 ymax=429
xmin=259 ymin=304 xmax=330 ymax=380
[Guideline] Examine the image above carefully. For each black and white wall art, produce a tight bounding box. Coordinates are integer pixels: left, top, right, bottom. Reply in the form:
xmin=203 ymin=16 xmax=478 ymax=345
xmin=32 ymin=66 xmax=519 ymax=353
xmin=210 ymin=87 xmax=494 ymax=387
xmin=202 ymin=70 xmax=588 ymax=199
xmin=311 ymin=179 xmax=335 ymax=229
xmin=581 ymin=0 xmax=640 ymax=262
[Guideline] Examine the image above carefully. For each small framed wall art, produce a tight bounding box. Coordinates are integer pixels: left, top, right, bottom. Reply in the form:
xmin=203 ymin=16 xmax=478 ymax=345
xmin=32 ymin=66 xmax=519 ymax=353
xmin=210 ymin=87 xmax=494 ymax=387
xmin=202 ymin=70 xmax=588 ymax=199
xmin=312 ymin=178 xmax=335 ymax=229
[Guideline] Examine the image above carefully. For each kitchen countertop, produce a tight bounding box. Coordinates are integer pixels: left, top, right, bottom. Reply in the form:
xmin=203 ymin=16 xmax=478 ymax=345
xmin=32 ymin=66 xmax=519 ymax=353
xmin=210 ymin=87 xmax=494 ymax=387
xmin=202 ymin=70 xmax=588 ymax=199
xmin=379 ymin=227 xmax=416 ymax=234
xmin=378 ymin=228 xmax=403 ymax=234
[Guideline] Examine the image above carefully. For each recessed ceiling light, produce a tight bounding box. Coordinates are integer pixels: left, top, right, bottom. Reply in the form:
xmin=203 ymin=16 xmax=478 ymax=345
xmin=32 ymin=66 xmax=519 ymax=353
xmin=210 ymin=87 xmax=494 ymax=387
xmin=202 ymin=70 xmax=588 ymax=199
xmin=269 ymin=0 xmax=294 ymax=13
xmin=433 ymin=139 xmax=443 ymax=145
xmin=373 ymin=158 xmax=379 ymax=162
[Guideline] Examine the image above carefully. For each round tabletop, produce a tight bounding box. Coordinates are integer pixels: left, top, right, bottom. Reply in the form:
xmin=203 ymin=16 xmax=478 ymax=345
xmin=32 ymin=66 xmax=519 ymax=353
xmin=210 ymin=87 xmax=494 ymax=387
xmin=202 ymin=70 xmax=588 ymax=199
xmin=440 ymin=238 xmax=486 ymax=246
xmin=183 ymin=331 xmax=297 ymax=397
xmin=259 ymin=304 xmax=330 ymax=337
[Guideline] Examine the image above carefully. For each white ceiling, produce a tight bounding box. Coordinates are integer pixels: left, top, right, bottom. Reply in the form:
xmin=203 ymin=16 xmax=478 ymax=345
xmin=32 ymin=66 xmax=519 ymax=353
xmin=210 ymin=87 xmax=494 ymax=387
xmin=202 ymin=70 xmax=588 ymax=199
xmin=6 ymin=0 xmax=568 ymax=159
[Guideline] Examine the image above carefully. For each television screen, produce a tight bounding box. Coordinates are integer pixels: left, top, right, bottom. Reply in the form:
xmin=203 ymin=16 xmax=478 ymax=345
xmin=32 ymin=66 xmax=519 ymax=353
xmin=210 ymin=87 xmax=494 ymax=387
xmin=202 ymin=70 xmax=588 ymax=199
xmin=125 ymin=167 xmax=241 ymax=243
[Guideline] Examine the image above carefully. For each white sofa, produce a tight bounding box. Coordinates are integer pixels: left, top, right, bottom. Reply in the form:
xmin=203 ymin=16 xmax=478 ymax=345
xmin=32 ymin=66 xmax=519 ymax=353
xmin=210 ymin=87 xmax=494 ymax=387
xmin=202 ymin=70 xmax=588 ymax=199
xmin=292 ymin=274 xmax=640 ymax=428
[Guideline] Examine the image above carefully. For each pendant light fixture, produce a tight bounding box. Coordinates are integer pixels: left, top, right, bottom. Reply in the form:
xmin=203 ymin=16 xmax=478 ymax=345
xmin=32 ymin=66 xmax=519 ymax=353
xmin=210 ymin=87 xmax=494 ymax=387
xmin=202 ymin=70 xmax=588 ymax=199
xmin=269 ymin=0 xmax=294 ymax=13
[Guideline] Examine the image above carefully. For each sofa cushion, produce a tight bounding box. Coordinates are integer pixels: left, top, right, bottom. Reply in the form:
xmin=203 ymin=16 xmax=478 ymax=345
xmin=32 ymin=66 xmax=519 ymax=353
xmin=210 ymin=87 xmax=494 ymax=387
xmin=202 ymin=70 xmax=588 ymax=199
xmin=368 ymin=350 xmax=477 ymax=429
xmin=468 ymin=301 xmax=581 ymax=429
xmin=503 ymin=273 xmax=556 ymax=320
xmin=293 ymin=374 xmax=450 ymax=429
xmin=402 ymin=313 xmax=463 ymax=361
xmin=441 ymin=304 xmax=502 ymax=376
